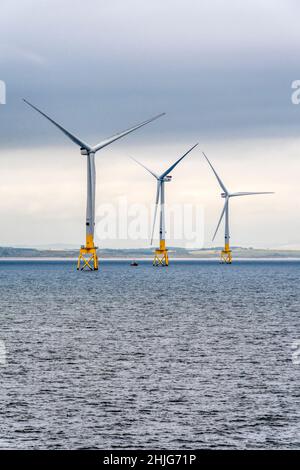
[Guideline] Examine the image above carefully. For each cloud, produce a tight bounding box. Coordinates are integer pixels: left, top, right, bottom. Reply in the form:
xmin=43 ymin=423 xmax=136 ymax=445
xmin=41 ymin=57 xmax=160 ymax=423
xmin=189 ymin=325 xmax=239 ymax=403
xmin=0 ymin=0 xmax=300 ymax=145
xmin=0 ymin=138 xmax=299 ymax=248
xmin=0 ymin=44 xmax=46 ymax=66
xmin=0 ymin=1 xmax=300 ymax=247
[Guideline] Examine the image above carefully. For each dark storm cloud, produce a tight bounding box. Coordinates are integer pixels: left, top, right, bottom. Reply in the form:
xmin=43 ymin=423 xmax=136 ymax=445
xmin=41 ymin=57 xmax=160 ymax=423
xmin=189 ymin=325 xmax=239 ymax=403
xmin=1 ymin=0 xmax=300 ymax=147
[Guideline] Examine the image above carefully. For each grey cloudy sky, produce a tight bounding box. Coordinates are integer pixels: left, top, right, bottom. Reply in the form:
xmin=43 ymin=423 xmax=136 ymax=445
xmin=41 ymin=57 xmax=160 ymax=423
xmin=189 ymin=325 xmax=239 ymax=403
xmin=0 ymin=0 xmax=300 ymax=248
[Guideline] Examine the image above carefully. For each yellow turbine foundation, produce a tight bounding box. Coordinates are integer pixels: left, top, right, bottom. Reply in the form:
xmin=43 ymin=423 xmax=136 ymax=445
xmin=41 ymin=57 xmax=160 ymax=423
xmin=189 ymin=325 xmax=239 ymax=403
xmin=153 ymin=240 xmax=169 ymax=266
xmin=77 ymin=234 xmax=99 ymax=271
xmin=221 ymin=242 xmax=232 ymax=264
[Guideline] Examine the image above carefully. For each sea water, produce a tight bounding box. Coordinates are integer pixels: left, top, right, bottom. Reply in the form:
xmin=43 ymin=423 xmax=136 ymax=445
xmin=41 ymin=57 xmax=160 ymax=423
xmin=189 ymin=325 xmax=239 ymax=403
xmin=0 ymin=260 xmax=299 ymax=449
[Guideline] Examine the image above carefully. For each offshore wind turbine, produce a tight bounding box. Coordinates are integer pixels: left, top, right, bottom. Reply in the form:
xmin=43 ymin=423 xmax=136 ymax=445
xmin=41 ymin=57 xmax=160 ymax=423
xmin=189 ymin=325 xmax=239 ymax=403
xmin=203 ymin=152 xmax=274 ymax=264
xmin=23 ymin=99 xmax=165 ymax=270
xmin=132 ymin=143 xmax=198 ymax=266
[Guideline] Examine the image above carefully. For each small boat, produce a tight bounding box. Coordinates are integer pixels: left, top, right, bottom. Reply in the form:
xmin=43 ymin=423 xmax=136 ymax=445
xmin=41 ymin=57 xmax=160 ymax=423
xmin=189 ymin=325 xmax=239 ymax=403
xmin=130 ymin=260 xmax=139 ymax=266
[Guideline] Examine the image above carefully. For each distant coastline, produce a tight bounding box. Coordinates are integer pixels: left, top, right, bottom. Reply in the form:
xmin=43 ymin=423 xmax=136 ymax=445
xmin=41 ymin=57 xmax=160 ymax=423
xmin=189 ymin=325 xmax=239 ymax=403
xmin=1 ymin=246 xmax=300 ymax=259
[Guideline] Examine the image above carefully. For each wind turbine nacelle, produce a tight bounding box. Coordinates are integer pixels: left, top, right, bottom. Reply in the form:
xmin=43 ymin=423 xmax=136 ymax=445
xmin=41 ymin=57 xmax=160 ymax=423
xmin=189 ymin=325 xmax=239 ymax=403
xmin=80 ymin=148 xmax=88 ymax=155
xmin=221 ymin=192 xmax=226 ymax=198
xmin=164 ymin=175 xmax=172 ymax=182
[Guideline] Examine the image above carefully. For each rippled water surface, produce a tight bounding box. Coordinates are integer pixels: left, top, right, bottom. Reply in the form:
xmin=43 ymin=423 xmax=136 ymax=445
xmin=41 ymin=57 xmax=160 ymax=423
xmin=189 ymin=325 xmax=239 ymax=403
xmin=0 ymin=260 xmax=299 ymax=449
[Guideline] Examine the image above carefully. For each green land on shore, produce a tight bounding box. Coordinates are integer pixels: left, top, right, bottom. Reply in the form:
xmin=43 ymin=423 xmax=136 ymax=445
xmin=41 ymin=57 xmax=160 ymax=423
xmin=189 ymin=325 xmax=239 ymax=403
xmin=1 ymin=246 xmax=300 ymax=259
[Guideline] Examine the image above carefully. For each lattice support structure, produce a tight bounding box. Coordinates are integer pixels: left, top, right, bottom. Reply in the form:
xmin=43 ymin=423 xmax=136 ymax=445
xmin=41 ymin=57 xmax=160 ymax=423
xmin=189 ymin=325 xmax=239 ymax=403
xmin=77 ymin=235 xmax=98 ymax=271
xmin=220 ymin=243 xmax=232 ymax=264
xmin=153 ymin=240 xmax=169 ymax=266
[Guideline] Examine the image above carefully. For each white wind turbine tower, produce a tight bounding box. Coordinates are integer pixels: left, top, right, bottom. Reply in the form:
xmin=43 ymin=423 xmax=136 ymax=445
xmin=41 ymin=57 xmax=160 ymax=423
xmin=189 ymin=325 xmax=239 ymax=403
xmin=203 ymin=152 xmax=274 ymax=264
xmin=24 ymin=99 xmax=165 ymax=270
xmin=132 ymin=143 xmax=198 ymax=266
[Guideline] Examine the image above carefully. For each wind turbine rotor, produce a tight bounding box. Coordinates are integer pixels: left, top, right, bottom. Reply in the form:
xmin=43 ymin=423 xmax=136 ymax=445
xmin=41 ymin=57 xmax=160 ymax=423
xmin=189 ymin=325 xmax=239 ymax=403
xmin=23 ymin=99 xmax=91 ymax=151
xmin=24 ymin=98 xmax=165 ymax=271
xmin=130 ymin=143 xmax=198 ymax=264
xmin=202 ymin=152 xmax=228 ymax=194
xmin=24 ymin=99 xmax=165 ymax=155
xmin=129 ymin=156 xmax=159 ymax=180
xmin=92 ymin=113 xmax=166 ymax=153
xmin=229 ymin=191 xmax=274 ymax=197
xmin=151 ymin=180 xmax=161 ymax=245
xmin=160 ymin=143 xmax=199 ymax=179
xmin=212 ymin=198 xmax=229 ymax=241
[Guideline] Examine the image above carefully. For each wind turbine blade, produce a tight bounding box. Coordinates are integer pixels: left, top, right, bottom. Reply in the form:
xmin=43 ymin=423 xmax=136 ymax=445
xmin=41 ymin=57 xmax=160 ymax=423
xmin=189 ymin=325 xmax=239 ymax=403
xmin=130 ymin=156 xmax=158 ymax=179
xmin=230 ymin=191 xmax=274 ymax=197
xmin=160 ymin=143 xmax=198 ymax=179
xmin=212 ymin=199 xmax=228 ymax=241
xmin=151 ymin=181 xmax=161 ymax=244
xmin=202 ymin=152 xmax=228 ymax=194
xmin=92 ymin=113 xmax=165 ymax=153
xmin=23 ymin=99 xmax=91 ymax=150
